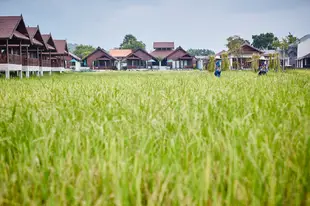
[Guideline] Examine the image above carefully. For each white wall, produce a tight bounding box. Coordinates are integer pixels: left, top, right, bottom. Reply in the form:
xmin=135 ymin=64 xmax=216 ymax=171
xmin=298 ymin=38 xmax=310 ymax=58
xmin=0 ymin=64 xmax=22 ymax=71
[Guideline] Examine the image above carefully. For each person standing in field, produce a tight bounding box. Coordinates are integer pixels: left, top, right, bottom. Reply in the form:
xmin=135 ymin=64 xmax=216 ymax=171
xmin=214 ymin=60 xmax=222 ymax=78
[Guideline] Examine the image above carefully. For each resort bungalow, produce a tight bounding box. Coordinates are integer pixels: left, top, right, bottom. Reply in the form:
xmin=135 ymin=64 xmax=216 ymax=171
xmin=25 ymin=26 xmax=48 ymax=77
xmin=52 ymin=39 xmax=69 ymax=72
xmin=297 ymin=34 xmax=310 ymax=68
xmin=0 ymin=15 xmax=31 ymax=78
xmin=150 ymin=42 xmax=194 ymax=69
xmin=82 ymin=47 xmax=116 ymax=70
xmin=42 ymin=34 xmax=61 ymax=72
xmin=109 ymin=49 xmax=132 ymax=70
xmin=228 ymin=43 xmax=264 ymax=69
xmin=166 ymin=46 xmax=194 ymax=69
xmin=125 ymin=48 xmax=157 ymax=69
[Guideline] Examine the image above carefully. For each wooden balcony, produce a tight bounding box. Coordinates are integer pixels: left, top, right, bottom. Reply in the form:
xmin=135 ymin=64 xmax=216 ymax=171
xmin=0 ymin=54 xmax=22 ymax=64
xmin=22 ymin=57 xmax=40 ymax=66
xmin=41 ymin=59 xmax=51 ymax=67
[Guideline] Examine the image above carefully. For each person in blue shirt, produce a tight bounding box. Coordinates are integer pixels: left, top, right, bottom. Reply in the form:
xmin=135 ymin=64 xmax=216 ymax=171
xmin=258 ymin=64 xmax=268 ymax=76
xmin=214 ymin=60 xmax=222 ymax=77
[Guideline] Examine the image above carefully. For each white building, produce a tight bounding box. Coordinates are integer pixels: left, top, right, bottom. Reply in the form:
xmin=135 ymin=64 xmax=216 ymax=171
xmin=297 ymin=34 xmax=310 ymax=68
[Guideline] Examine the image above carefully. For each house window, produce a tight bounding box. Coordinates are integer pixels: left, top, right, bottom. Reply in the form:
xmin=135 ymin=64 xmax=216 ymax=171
xmin=71 ymin=62 xmax=76 ymax=66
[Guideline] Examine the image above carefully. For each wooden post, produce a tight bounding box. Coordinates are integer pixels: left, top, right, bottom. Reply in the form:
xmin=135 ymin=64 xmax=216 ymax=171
xmin=49 ymin=51 xmax=51 ymax=67
xmin=26 ymin=46 xmax=29 ymax=65
xmin=40 ymin=51 xmax=43 ymax=76
xmin=19 ymin=41 xmax=22 ymax=65
xmin=6 ymin=39 xmax=9 ymax=63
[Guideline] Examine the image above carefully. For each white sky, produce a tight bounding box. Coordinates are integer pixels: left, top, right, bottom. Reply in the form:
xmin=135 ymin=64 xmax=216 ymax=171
xmin=1 ymin=0 xmax=309 ymax=52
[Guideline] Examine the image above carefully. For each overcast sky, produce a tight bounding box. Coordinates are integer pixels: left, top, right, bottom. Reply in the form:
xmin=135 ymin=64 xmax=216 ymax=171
xmin=1 ymin=0 xmax=309 ymax=52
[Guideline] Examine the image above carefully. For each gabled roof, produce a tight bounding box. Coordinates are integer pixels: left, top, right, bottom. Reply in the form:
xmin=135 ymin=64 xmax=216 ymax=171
xmin=166 ymin=46 xmax=193 ymax=60
xmin=68 ymin=52 xmax=81 ymax=61
xmin=242 ymin=43 xmax=263 ymax=53
xmin=82 ymin=47 xmax=116 ymax=61
xmin=0 ymin=15 xmax=30 ymax=40
xmin=126 ymin=48 xmax=157 ymax=61
xmin=109 ymin=49 xmax=132 ymax=58
xmin=150 ymin=50 xmax=173 ymax=59
xmin=42 ymin=34 xmax=56 ymax=51
xmin=27 ymin=26 xmax=45 ymax=47
xmin=54 ymin=40 xmax=68 ymax=55
xmin=153 ymin=42 xmax=174 ymax=49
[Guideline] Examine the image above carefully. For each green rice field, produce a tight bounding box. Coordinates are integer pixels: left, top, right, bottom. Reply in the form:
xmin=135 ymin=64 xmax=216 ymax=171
xmin=0 ymin=71 xmax=309 ymax=205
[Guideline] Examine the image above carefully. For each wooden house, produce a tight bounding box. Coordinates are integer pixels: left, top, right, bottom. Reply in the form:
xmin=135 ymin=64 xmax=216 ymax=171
xmin=109 ymin=49 xmax=132 ymax=70
xmin=228 ymin=43 xmax=264 ymax=69
xmin=25 ymin=26 xmax=48 ymax=76
xmin=125 ymin=48 xmax=157 ymax=69
xmin=0 ymin=15 xmax=31 ymax=78
xmin=150 ymin=42 xmax=193 ymax=69
xmin=82 ymin=47 xmax=116 ymax=70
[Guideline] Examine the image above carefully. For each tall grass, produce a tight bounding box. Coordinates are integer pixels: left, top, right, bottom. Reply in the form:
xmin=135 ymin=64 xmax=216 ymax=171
xmin=0 ymin=71 xmax=309 ymax=205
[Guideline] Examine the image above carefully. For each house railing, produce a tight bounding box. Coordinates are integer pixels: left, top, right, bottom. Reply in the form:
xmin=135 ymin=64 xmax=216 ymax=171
xmin=22 ymin=57 xmax=40 ymax=66
xmin=127 ymin=65 xmax=147 ymax=69
xmin=9 ymin=54 xmax=22 ymax=65
xmin=41 ymin=59 xmax=51 ymax=67
xmin=0 ymin=54 xmax=22 ymax=64
xmin=93 ymin=66 xmax=117 ymax=70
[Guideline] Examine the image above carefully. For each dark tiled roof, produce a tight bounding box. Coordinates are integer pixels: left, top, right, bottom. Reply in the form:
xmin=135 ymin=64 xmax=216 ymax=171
xmin=83 ymin=47 xmax=116 ymax=61
xmin=42 ymin=34 xmax=51 ymax=43
xmin=54 ymin=40 xmax=68 ymax=54
xmin=26 ymin=27 xmax=37 ymax=38
xmin=42 ymin=34 xmax=56 ymax=51
xmin=150 ymin=50 xmax=173 ymax=59
xmin=0 ymin=16 xmax=22 ymax=39
xmin=27 ymin=27 xmax=43 ymax=46
xmin=153 ymin=42 xmax=174 ymax=49
xmin=126 ymin=48 xmax=157 ymax=61
xmin=13 ymin=30 xmax=29 ymax=40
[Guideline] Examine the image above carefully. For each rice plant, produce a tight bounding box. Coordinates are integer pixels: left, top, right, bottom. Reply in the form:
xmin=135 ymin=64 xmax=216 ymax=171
xmin=0 ymin=71 xmax=309 ymax=206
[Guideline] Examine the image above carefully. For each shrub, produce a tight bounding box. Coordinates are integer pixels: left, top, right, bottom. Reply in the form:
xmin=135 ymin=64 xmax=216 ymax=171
xmin=221 ymin=52 xmax=230 ymax=71
xmin=207 ymin=56 xmax=215 ymax=72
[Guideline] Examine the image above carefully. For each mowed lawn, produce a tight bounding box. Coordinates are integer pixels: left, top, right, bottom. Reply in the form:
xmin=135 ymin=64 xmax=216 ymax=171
xmin=0 ymin=71 xmax=309 ymax=205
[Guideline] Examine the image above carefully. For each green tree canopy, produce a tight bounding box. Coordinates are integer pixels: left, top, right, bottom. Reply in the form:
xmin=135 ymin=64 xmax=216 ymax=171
xmin=187 ymin=49 xmax=215 ymax=56
xmin=73 ymin=44 xmax=96 ymax=59
xmin=120 ymin=34 xmax=146 ymax=50
xmin=226 ymin=35 xmax=248 ymax=53
xmin=252 ymin=33 xmax=278 ymax=50
xmin=286 ymin=32 xmax=299 ymax=45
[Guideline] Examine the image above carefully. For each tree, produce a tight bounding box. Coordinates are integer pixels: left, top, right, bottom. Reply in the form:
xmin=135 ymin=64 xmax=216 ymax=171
xmin=252 ymin=33 xmax=278 ymax=50
xmin=251 ymin=53 xmax=260 ymax=72
xmin=226 ymin=35 xmax=248 ymax=69
xmin=120 ymin=34 xmax=146 ymax=50
xmin=221 ymin=52 xmax=230 ymax=71
xmin=207 ymin=56 xmax=215 ymax=72
xmin=187 ymin=49 xmax=215 ymax=56
xmin=286 ymin=32 xmax=299 ymax=45
xmin=73 ymin=44 xmax=96 ymax=59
